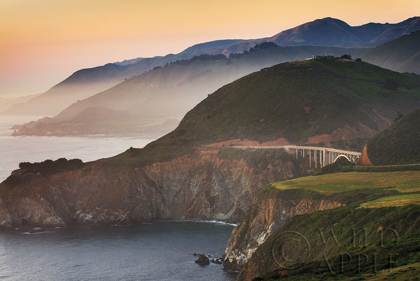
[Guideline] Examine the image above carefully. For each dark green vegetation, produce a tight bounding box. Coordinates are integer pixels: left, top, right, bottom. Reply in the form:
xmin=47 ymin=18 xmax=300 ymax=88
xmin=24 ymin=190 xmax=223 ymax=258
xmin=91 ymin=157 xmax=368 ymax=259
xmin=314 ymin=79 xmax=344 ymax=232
xmin=366 ymin=107 xmax=420 ymax=165
xmin=18 ymin=158 xmax=84 ymax=172
xmin=154 ymin=59 xmax=420 ymax=150
xmin=319 ymin=158 xmax=420 ymax=174
xmin=240 ymin=171 xmax=420 ymax=281
xmin=17 ymin=158 xmax=84 ymax=178
xmin=320 ymin=163 xmax=420 ymax=174
xmin=363 ymin=30 xmax=420 ymax=74
xmin=317 ymin=157 xmax=355 ymax=174
xmin=258 ymin=262 xmax=420 ymax=281
xmin=3 ymin=158 xmax=84 ymax=189
xmin=246 ymin=205 xmax=420 ymax=281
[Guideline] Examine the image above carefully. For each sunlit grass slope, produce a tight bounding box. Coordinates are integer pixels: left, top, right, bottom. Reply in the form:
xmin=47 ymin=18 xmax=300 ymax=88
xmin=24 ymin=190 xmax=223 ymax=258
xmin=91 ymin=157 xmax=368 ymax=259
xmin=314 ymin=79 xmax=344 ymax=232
xmin=271 ymin=171 xmax=420 ymax=195
xmin=359 ymin=193 xmax=420 ymax=208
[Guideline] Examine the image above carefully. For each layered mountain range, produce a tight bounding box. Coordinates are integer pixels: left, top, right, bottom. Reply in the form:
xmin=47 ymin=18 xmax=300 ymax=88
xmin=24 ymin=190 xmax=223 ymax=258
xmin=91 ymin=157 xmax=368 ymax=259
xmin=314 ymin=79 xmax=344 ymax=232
xmin=2 ymin=16 xmax=419 ymax=119
xmin=11 ymin=46 xmax=368 ymax=138
xmin=1 ymin=40 xmax=245 ymax=116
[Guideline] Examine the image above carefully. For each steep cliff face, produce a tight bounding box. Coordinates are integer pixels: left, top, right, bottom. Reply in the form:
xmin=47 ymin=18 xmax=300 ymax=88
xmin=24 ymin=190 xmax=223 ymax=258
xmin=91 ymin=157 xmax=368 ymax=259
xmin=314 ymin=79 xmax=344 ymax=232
xmin=222 ymin=187 xmax=342 ymax=271
xmin=0 ymin=148 xmax=304 ymax=228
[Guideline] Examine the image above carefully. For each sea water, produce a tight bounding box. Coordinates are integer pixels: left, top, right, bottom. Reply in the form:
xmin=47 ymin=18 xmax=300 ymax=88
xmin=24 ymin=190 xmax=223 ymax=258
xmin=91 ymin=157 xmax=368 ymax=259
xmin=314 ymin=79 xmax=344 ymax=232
xmin=0 ymin=116 xmax=152 ymax=181
xmin=0 ymin=222 xmax=237 ymax=281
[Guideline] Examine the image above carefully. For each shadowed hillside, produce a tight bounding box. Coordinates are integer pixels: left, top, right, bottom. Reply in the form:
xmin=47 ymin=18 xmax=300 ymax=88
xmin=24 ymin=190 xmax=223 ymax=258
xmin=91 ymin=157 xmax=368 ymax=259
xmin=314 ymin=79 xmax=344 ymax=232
xmin=361 ymin=108 xmax=420 ymax=165
xmin=148 ymin=58 xmax=420 ymax=154
xmin=363 ymin=30 xmax=420 ymax=74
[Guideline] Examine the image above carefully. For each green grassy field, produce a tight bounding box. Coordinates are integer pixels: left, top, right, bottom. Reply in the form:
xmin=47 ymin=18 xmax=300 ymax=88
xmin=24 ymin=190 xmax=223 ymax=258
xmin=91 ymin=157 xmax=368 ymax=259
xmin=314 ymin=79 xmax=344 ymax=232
xmin=359 ymin=193 xmax=420 ymax=209
xmin=271 ymin=171 xmax=420 ymax=195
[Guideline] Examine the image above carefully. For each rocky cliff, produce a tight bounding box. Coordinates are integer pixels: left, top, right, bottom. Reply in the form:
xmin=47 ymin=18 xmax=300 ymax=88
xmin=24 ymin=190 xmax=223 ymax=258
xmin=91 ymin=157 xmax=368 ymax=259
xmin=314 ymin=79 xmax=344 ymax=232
xmin=222 ymin=187 xmax=342 ymax=271
xmin=0 ymin=148 xmax=304 ymax=229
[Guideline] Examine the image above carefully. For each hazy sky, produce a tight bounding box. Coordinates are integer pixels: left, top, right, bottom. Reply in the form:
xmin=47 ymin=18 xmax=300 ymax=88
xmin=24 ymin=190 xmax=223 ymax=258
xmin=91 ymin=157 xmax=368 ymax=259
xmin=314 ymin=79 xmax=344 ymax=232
xmin=1 ymin=0 xmax=419 ymax=98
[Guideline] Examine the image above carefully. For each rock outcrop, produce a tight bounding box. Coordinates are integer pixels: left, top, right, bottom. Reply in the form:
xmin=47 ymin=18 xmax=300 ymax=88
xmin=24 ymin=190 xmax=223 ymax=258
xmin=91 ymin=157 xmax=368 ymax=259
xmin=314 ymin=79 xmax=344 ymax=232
xmin=357 ymin=145 xmax=373 ymax=166
xmin=222 ymin=187 xmax=343 ymax=271
xmin=0 ymin=148 xmax=304 ymax=228
xmin=195 ymin=254 xmax=210 ymax=265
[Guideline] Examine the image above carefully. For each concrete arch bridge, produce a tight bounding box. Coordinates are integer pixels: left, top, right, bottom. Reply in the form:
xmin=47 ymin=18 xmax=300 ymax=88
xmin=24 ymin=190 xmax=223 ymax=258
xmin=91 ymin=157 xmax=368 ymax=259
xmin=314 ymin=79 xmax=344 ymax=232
xmin=232 ymin=145 xmax=361 ymax=168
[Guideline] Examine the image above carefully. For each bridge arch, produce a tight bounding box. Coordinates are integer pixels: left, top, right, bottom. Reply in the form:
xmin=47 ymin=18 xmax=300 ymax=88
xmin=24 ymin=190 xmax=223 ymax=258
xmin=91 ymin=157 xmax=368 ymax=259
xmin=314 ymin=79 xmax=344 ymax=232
xmin=333 ymin=154 xmax=352 ymax=163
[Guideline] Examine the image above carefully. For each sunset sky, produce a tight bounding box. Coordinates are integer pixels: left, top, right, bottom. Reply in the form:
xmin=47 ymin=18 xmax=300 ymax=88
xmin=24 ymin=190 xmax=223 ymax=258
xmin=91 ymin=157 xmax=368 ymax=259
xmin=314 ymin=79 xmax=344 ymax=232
xmin=1 ymin=0 xmax=419 ymax=98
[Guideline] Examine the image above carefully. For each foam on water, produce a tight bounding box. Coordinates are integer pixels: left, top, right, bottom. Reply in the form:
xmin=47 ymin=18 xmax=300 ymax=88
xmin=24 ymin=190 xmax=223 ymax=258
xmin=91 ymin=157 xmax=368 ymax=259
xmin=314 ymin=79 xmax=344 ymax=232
xmin=161 ymin=219 xmax=237 ymax=226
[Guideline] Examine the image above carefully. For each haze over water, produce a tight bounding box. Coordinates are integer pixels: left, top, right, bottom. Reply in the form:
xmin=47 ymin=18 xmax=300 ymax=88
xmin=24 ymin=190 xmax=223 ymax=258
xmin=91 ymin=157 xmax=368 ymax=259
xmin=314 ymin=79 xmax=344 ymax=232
xmin=0 ymin=116 xmax=153 ymax=181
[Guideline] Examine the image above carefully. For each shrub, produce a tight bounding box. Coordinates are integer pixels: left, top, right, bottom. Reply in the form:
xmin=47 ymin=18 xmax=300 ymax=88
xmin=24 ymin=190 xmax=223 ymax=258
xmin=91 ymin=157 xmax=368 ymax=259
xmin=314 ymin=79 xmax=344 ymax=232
xmin=340 ymin=54 xmax=352 ymax=60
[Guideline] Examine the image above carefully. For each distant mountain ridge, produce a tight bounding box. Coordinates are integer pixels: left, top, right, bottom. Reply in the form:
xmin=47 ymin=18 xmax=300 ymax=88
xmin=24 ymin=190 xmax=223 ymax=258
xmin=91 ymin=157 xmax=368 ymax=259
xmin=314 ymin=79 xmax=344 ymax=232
xmin=222 ymin=16 xmax=420 ymax=53
xmin=11 ymin=45 xmax=369 ymax=138
xmin=0 ymin=93 xmax=42 ymax=112
xmin=270 ymin=17 xmax=420 ymax=47
xmin=1 ymin=40 xmax=245 ymax=116
xmin=370 ymin=17 xmax=420 ymax=44
xmin=2 ymin=16 xmax=419 ymax=117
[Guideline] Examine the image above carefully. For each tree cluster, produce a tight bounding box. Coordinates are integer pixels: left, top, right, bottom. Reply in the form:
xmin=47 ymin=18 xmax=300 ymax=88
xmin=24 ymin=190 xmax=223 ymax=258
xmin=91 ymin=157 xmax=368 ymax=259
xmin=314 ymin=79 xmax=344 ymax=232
xmin=19 ymin=158 xmax=84 ymax=174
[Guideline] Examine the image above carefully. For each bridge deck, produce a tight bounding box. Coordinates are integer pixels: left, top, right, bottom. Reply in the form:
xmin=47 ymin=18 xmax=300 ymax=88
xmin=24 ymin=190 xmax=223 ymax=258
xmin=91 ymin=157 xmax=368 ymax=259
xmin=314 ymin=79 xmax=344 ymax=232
xmin=232 ymin=145 xmax=361 ymax=156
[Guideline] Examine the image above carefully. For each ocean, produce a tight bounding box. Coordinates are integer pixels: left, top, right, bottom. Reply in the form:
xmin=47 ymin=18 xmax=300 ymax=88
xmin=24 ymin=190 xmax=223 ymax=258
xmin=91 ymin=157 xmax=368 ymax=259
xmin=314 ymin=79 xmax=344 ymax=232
xmin=0 ymin=116 xmax=152 ymax=182
xmin=0 ymin=116 xmax=238 ymax=281
xmin=0 ymin=222 xmax=237 ymax=281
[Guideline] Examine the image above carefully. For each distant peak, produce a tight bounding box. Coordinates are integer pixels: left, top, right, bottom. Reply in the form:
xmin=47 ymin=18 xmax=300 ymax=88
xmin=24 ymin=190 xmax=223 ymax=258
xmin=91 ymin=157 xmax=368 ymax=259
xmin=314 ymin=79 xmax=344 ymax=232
xmin=316 ymin=17 xmax=347 ymax=23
